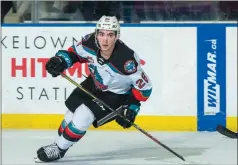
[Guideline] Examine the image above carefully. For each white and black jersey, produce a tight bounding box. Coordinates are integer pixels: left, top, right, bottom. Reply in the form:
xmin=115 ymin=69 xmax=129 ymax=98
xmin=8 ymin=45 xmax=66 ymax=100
xmin=58 ymin=33 xmax=152 ymax=102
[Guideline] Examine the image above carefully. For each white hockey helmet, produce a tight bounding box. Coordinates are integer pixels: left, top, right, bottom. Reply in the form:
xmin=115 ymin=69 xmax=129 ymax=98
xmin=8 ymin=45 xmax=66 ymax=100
xmin=95 ymin=15 xmax=120 ymax=38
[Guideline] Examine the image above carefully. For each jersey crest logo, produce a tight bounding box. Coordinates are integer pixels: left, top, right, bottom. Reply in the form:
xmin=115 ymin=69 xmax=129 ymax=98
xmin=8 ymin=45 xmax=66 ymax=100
xmin=89 ymin=64 xmax=108 ymax=90
xmin=124 ymin=60 xmax=137 ymax=73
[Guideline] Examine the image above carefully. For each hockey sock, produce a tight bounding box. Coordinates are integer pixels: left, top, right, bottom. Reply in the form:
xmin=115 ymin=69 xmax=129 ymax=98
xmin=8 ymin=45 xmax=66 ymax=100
xmin=58 ymin=110 xmax=73 ymax=136
xmin=56 ymin=104 xmax=95 ymax=150
xmin=58 ymin=119 xmax=67 ymax=136
xmin=56 ymin=121 xmax=86 ymax=150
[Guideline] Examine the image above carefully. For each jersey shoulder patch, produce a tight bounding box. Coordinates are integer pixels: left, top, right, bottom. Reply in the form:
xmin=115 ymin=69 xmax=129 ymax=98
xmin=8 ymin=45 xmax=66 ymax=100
xmin=110 ymin=41 xmax=138 ymax=75
xmin=124 ymin=59 xmax=137 ymax=74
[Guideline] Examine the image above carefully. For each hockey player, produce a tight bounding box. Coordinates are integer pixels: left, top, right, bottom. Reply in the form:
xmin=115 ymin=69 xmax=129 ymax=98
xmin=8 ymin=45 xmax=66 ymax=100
xmin=35 ymin=15 xmax=153 ymax=163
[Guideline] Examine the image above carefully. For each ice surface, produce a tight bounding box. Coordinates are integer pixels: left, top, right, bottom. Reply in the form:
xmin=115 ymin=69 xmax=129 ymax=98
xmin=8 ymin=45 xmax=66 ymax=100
xmin=1 ymin=130 xmax=237 ymax=165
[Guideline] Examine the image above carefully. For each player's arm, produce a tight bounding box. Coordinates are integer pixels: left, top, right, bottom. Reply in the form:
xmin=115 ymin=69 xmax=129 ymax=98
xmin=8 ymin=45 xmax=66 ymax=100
xmin=45 ymin=34 xmax=91 ymax=77
xmin=116 ymin=57 xmax=152 ymax=129
xmin=126 ymin=52 xmax=152 ymax=105
xmin=124 ymin=64 xmax=152 ymax=115
xmin=129 ymin=67 xmax=152 ymax=103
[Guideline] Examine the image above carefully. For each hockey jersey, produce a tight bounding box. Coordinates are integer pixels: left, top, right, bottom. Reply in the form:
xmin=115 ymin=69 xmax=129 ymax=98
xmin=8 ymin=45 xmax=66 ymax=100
xmin=57 ymin=33 xmax=152 ymax=102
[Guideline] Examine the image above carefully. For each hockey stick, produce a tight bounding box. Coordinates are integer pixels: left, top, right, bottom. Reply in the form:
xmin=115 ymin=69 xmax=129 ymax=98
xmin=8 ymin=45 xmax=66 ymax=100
xmin=216 ymin=124 xmax=237 ymax=139
xmin=60 ymin=73 xmax=185 ymax=161
xmin=97 ymin=106 xmax=124 ymax=126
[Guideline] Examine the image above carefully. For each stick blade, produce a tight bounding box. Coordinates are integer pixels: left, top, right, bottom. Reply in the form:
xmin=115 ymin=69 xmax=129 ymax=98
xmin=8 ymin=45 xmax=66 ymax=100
xmin=216 ymin=124 xmax=237 ymax=139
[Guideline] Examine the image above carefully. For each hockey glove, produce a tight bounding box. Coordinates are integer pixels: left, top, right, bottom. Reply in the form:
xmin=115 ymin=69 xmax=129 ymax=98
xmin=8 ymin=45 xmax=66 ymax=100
xmin=116 ymin=104 xmax=140 ymax=129
xmin=46 ymin=53 xmax=69 ymax=77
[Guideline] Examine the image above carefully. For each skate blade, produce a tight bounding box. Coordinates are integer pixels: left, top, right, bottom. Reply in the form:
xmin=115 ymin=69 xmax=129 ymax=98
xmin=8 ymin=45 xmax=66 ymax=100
xmin=34 ymin=155 xmax=43 ymax=163
xmin=34 ymin=155 xmax=59 ymax=163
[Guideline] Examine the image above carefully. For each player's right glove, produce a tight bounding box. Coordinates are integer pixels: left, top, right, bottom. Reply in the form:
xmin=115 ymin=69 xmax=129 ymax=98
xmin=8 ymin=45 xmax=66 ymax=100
xmin=46 ymin=50 xmax=73 ymax=77
xmin=45 ymin=56 xmax=67 ymax=77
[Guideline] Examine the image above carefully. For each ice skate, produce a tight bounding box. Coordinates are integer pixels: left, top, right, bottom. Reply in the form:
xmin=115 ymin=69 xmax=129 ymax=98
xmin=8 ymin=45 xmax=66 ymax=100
xmin=34 ymin=143 xmax=67 ymax=163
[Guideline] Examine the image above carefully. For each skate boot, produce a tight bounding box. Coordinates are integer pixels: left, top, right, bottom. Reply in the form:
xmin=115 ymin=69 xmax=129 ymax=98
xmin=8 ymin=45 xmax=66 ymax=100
xmin=34 ymin=143 xmax=67 ymax=163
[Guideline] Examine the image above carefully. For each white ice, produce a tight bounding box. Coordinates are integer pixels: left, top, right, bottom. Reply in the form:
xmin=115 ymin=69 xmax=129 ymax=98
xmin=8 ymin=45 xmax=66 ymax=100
xmin=1 ymin=130 xmax=237 ymax=165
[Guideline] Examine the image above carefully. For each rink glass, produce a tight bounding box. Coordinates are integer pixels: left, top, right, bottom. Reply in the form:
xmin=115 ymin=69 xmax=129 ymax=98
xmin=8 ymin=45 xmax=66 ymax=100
xmin=3 ymin=1 xmax=238 ymax=23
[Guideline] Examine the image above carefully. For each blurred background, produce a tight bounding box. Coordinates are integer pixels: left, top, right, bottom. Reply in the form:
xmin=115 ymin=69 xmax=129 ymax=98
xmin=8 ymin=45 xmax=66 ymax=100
xmin=1 ymin=1 xmax=238 ymax=23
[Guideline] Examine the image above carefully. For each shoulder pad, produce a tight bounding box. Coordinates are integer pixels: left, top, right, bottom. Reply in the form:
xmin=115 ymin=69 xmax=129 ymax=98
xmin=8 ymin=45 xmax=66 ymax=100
xmin=82 ymin=33 xmax=93 ymax=41
xmin=81 ymin=32 xmax=98 ymax=51
xmin=109 ymin=41 xmax=138 ymax=75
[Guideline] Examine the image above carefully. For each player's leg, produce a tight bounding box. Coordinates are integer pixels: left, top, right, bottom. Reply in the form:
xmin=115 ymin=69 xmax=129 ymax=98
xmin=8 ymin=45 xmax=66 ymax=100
xmin=35 ymin=77 xmax=96 ymax=162
xmin=57 ymin=110 xmax=73 ymax=136
xmin=44 ymin=85 xmax=128 ymax=160
xmin=56 ymin=104 xmax=95 ymax=150
xmin=57 ymin=76 xmax=97 ymax=136
xmin=35 ymin=104 xmax=95 ymax=162
xmin=35 ymin=77 xmax=128 ymax=162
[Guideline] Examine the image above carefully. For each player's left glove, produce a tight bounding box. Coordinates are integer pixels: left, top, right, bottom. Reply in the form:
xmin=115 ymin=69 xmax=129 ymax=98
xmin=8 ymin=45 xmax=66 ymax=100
xmin=116 ymin=102 xmax=140 ymax=129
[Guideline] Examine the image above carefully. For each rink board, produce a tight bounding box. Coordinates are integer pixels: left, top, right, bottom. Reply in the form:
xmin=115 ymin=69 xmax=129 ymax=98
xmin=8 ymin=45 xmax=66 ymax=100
xmin=1 ymin=23 xmax=237 ymax=131
xmin=1 ymin=114 xmax=236 ymax=131
xmin=1 ymin=114 xmax=197 ymax=131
